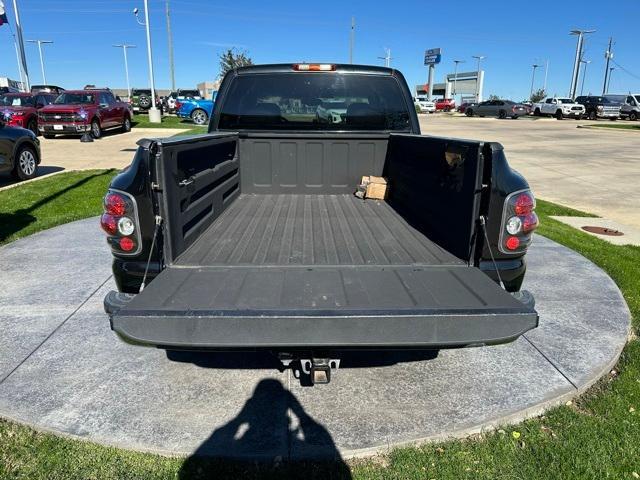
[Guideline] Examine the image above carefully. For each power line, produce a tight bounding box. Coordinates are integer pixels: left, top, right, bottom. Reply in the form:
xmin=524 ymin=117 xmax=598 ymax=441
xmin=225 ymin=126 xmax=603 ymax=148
xmin=610 ymin=59 xmax=640 ymax=82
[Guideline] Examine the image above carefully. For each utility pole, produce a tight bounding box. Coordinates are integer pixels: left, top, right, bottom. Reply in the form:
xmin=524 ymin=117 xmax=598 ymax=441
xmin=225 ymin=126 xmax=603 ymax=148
xmin=530 ymin=63 xmax=541 ymax=98
xmin=452 ymin=59 xmax=464 ymax=98
xmin=378 ymin=48 xmax=391 ymax=67
xmin=606 ymin=67 xmax=615 ymax=93
xmin=580 ymin=59 xmax=591 ymax=96
xmin=349 ymin=16 xmax=355 ymax=64
xmin=12 ymin=0 xmax=30 ymax=90
xmin=26 ymin=39 xmax=53 ymax=84
xmin=113 ymin=44 xmax=136 ymax=100
xmin=602 ymin=37 xmax=613 ymax=95
xmin=165 ymin=0 xmax=175 ymax=91
xmin=569 ymin=29 xmax=595 ymax=99
xmin=472 ymin=55 xmax=485 ymax=103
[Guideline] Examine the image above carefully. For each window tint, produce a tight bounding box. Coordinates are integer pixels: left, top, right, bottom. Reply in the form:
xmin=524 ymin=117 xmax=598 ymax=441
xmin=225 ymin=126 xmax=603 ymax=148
xmin=218 ymin=73 xmax=411 ymax=131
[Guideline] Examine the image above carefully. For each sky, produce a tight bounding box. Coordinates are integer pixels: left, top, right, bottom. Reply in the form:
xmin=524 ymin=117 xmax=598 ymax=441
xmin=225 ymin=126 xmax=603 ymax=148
xmin=1 ymin=0 xmax=639 ymax=100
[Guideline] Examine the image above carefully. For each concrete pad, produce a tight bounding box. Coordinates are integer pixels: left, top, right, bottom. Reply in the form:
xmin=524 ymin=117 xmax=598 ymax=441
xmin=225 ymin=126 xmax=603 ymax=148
xmin=550 ymin=216 xmax=640 ymax=246
xmin=0 ymin=219 xmax=630 ymax=459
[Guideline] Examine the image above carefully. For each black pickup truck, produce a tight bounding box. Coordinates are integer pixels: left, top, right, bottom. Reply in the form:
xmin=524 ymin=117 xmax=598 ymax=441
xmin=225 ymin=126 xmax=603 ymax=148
xmin=102 ymin=63 xmax=538 ymax=384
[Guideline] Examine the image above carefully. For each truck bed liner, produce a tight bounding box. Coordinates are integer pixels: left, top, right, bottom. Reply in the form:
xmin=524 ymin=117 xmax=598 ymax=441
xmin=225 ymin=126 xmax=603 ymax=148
xmin=176 ymin=194 xmax=462 ymax=267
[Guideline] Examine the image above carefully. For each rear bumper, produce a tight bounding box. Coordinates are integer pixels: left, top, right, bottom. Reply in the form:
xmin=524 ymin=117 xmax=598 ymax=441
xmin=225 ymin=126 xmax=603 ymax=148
xmin=105 ymin=291 xmax=538 ymax=350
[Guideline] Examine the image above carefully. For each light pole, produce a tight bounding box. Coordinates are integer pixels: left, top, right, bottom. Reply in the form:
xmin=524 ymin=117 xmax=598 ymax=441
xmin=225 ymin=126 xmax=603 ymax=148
xmin=579 ymin=59 xmax=591 ymax=96
xmin=113 ymin=44 xmax=136 ymax=101
xmin=134 ymin=2 xmax=161 ymax=123
xmin=452 ymin=59 xmax=465 ymax=99
xmin=472 ymin=55 xmax=485 ymax=103
xmin=606 ymin=67 xmax=615 ymax=93
xmin=12 ymin=0 xmax=30 ymax=90
xmin=569 ymin=29 xmax=595 ymax=99
xmin=165 ymin=0 xmax=175 ymax=91
xmin=377 ymin=48 xmax=391 ymax=67
xmin=530 ymin=63 xmax=541 ymax=98
xmin=26 ymin=39 xmax=53 ymax=84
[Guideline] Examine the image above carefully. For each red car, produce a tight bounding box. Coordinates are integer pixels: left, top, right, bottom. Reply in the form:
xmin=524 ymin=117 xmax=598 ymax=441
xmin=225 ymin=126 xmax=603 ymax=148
xmin=38 ymin=89 xmax=133 ymax=139
xmin=435 ymin=98 xmax=456 ymax=112
xmin=0 ymin=92 xmax=57 ymax=135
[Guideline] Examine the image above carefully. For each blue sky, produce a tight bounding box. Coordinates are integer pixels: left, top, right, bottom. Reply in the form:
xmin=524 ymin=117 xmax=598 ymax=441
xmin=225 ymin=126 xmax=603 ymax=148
xmin=1 ymin=0 xmax=639 ymax=99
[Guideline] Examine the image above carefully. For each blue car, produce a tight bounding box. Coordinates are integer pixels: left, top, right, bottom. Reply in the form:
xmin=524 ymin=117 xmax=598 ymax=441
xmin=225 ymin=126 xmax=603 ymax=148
xmin=176 ymin=95 xmax=215 ymax=126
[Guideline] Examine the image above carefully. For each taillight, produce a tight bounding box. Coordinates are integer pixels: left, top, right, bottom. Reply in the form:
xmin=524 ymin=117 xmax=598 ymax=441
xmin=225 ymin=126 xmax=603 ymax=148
xmin=100 ymin=190 xmax=141 ymax=255
xmin=175 ymin=100 xmax=182 ymax=110
xmin=499 ymin=189 xmax=538 ymax=254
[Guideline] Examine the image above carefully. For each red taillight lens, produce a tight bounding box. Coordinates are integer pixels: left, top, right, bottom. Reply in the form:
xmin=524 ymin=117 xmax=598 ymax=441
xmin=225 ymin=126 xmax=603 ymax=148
xmin=100 ymin=213 xmax=117 ymax=235
xmin=523 ymin=212 xmax=539 ymax=233
xmin=104 ymin=193 xmax=127 ymax=216
xmin=175 ymin=100 xmax=182 ymax=110
xmin=505 ymin=236 xmax=520 ymax=250
xmin=514 ymin=193 xmax=535 ymax=215
xmin=119 ymin=237 xmax=135 ymax=252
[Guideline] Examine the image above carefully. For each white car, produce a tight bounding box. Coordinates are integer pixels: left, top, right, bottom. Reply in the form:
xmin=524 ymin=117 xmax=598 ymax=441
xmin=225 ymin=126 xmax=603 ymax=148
xmin=532 ymin=97 xmax=585 ymax=119
xmin=415 ymin=96 xmax=436 ymax=113
xmin=316 ymin=101 xmax=348 ymax=124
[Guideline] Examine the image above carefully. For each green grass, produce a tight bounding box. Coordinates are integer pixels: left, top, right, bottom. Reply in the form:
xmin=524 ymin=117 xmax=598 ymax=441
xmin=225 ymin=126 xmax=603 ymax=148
xmin=0 ymin=170 xmax=117 ymax=246
xmin=132 ymin=114 xmax=208 ymax=130
xmin=584 ymin=123 xmax=640 ymax=130
xmin=0 ymin=197 xmax=639 ymax=479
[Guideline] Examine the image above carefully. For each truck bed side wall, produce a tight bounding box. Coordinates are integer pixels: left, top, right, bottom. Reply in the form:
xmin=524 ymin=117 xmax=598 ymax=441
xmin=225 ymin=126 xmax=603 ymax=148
xmin=384 ymin=134 xmax=484 ymax=262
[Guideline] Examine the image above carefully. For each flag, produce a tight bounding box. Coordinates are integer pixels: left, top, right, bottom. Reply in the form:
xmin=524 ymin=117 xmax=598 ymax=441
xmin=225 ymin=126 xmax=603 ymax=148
xmin=0 ymin=1 xmax=8 ymax=27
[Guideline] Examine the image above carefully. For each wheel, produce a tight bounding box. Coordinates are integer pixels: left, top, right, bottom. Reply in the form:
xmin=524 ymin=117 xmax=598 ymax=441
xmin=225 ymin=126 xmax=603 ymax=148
xmin=630 ymin=112 xmax=638 ymax=121
xmin=190 ymin=108 xmax=208 ymax=125
xmin=13 ymin=145 xmax=38 ymax=181
xmin=43 ymin=134 xmax=55 ymax=139
xmin=498 ymin=110 xmax=507 ymax=119
xmin=138 ymin=94 xmax=151 ymax=110
xmin=465 ymin=109 xmax=473 ymax=117
xmin=555 ymin=110 xmax=563 ymax=120
xmin=511 ymin=115 xmax=518 ymax=119
xmin=588 ymin=110 xmax=597 ymax=120
xmin=26 ymin=117 xmax=38 ymax=136
xmin=91 ymin=118 xmax=102 ymax=139
xmin=122 ymin=115 xmax=132 ymax=133
xmin=533 ymin=108 xmax=541 ymax=116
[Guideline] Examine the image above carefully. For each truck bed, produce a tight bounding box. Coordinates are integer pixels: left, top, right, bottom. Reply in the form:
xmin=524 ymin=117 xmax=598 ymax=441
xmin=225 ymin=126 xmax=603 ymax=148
xmin=175 ymin=194 xmax=462 ymax=267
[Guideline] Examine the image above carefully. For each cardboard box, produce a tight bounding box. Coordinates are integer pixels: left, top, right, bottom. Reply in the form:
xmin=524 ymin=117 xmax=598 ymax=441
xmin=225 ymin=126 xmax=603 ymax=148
xmin=359 ymin=175 xmax=388 ymax=200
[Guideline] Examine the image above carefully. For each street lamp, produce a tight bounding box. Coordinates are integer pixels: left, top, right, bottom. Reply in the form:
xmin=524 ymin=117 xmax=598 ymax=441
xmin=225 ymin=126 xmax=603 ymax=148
xmin=113 ymin=44 xmax=136 ymax=101
xmin=26 ymin=39 xmax=53 ymax=84
xmin=133 ymin=2 xmax=161 ymax=123
xmin=530 ymin=63 xmax=541 ymax=98
xmin=579 ymin=59 xmax=591 ymax=96
xmin=452 ymin=59 xmax=465 ymax=98
xmin=472 ymin=55 xmax=485 ymax=103
xmin=569 ymin=29 xmax=595 ymax=99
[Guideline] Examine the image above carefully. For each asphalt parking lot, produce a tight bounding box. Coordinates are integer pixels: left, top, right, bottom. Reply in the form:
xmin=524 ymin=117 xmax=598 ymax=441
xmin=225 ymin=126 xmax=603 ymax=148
xmin=419 ymin=114 xmax=640 ymax=230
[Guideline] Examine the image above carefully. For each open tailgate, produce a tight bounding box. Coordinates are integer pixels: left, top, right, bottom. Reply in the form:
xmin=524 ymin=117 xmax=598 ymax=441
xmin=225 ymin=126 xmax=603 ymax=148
xmin=108 ymin=264 xmax=537 ymax=349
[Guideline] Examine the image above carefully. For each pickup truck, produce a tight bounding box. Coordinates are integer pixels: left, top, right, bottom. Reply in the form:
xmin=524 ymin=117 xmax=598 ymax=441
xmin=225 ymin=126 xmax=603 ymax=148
xmin=532 ymin=97 xmax=585 ymax=119
xmin=102 ymin=63 xmax=539 ymax=384
xmin=575 ymin=95 xmax=622 ymax=120
xmin=38 ymin=89 xmax=132 ymax=139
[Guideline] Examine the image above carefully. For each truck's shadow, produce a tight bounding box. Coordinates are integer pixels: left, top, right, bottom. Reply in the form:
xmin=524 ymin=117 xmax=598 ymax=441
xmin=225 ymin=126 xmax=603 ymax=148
xmin=177 ymin=378 xmax=352 ymax=479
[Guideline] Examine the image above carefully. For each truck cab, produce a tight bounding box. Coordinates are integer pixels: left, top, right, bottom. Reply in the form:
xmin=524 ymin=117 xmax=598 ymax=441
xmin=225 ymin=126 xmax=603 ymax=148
xmin=101 ymin=63 xmax=538 ymax=384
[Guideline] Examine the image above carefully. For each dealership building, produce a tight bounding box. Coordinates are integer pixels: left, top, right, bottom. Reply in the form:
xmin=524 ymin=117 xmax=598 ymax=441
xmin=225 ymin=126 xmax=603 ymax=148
xmin=416 ymin=70 xmax=485 ymax=102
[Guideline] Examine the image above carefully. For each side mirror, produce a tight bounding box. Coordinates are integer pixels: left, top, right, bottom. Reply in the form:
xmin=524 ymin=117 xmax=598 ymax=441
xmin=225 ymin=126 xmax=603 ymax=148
xmin=99 ymin=103 xmax=109 ymax=109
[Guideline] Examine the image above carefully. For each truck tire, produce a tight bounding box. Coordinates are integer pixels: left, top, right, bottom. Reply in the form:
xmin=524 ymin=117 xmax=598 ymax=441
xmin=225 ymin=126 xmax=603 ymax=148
xmin=26 ymin=117 xmax=38 ymax=136
xmin=555 ymin=110 xmax=563 ymax=120
xmin=498 ymin=110 xmax=507 ymax=119
xmin=138 ymin=94 xmax=151 ymax=109
xmin=191 ymin=108 xmax=208 ymax=125
xmin=630 ymin=112 xmax=638 ymax=121
xmin=13 ymin=144 xmax=38 ymax=181
xmin=122 ymin=115 xmax=132 ymax=133
xmin=588 ymin=110 xmax=597 ymax=120
xmin=465 ymin=108 xmax=473 ymax=117
xmin=533 ymin=108 xmax=541 ymax=116
xmin=91 ymin=118 xmax=102 ymax=139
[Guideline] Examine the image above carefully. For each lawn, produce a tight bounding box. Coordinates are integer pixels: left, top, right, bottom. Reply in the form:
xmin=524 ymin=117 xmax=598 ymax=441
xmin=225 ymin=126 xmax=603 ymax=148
xmin=0 ymin=187 xmax=638 ymax=479
xmin=132 ymin=114 xmax=208 ymax=130
xmin=584 ymin=123 xmax=640 ymax=131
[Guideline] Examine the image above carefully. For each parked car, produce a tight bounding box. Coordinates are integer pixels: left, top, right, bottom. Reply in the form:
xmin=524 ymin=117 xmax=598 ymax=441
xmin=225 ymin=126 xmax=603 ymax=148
xmin=435 ymin=98 xmax=456 ymax=111
xmin=166 ymin=89 xmax=202 ymax=113
xmin=0 ymin=92 xmax=57 ymax=135
xmin=414 ymin=96 xmax=436 ymax=113
xmin=0 ymin=115 xmax=41 ymax=180
xmin=574 ymin=96 xmax=621 ymax=120
xmin=457 ymin=102 xmax=475 ymax=113
xmin=316 ymin=100 xmax=349 ymax=123
xmin=102 ymin=62 xmax=538 ymax=385
xmin=38 ymin=89 xmax=133 ymax=139
xmin=619 ymin=94 xmax=640 ymax=121
xmin=30 ymin=85 xmax=65 ymax=94
xmin=130 ymin=88 xmax=163 ymax=114
xmin=465 ymin=99 xmax=528 ymax=119
xmin=176 ymin=97 xmax=214 ymax=125
xmin=532 ymin=97 xmax=585 ymax=119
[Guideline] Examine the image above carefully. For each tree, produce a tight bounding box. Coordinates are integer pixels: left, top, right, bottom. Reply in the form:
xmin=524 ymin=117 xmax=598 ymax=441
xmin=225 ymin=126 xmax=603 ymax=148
xmin=488 ymin=94 xmax=500 ymax=101
xmin=218 ymin=48 xmax=253 ymax=77
xmin=530 ymin=88 xmax=546 ymax=103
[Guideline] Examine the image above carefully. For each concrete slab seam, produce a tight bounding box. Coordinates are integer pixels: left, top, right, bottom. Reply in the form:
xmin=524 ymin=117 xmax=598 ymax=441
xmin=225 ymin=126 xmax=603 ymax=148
xmin=521 ymin=334 xmax=578 ymax=390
